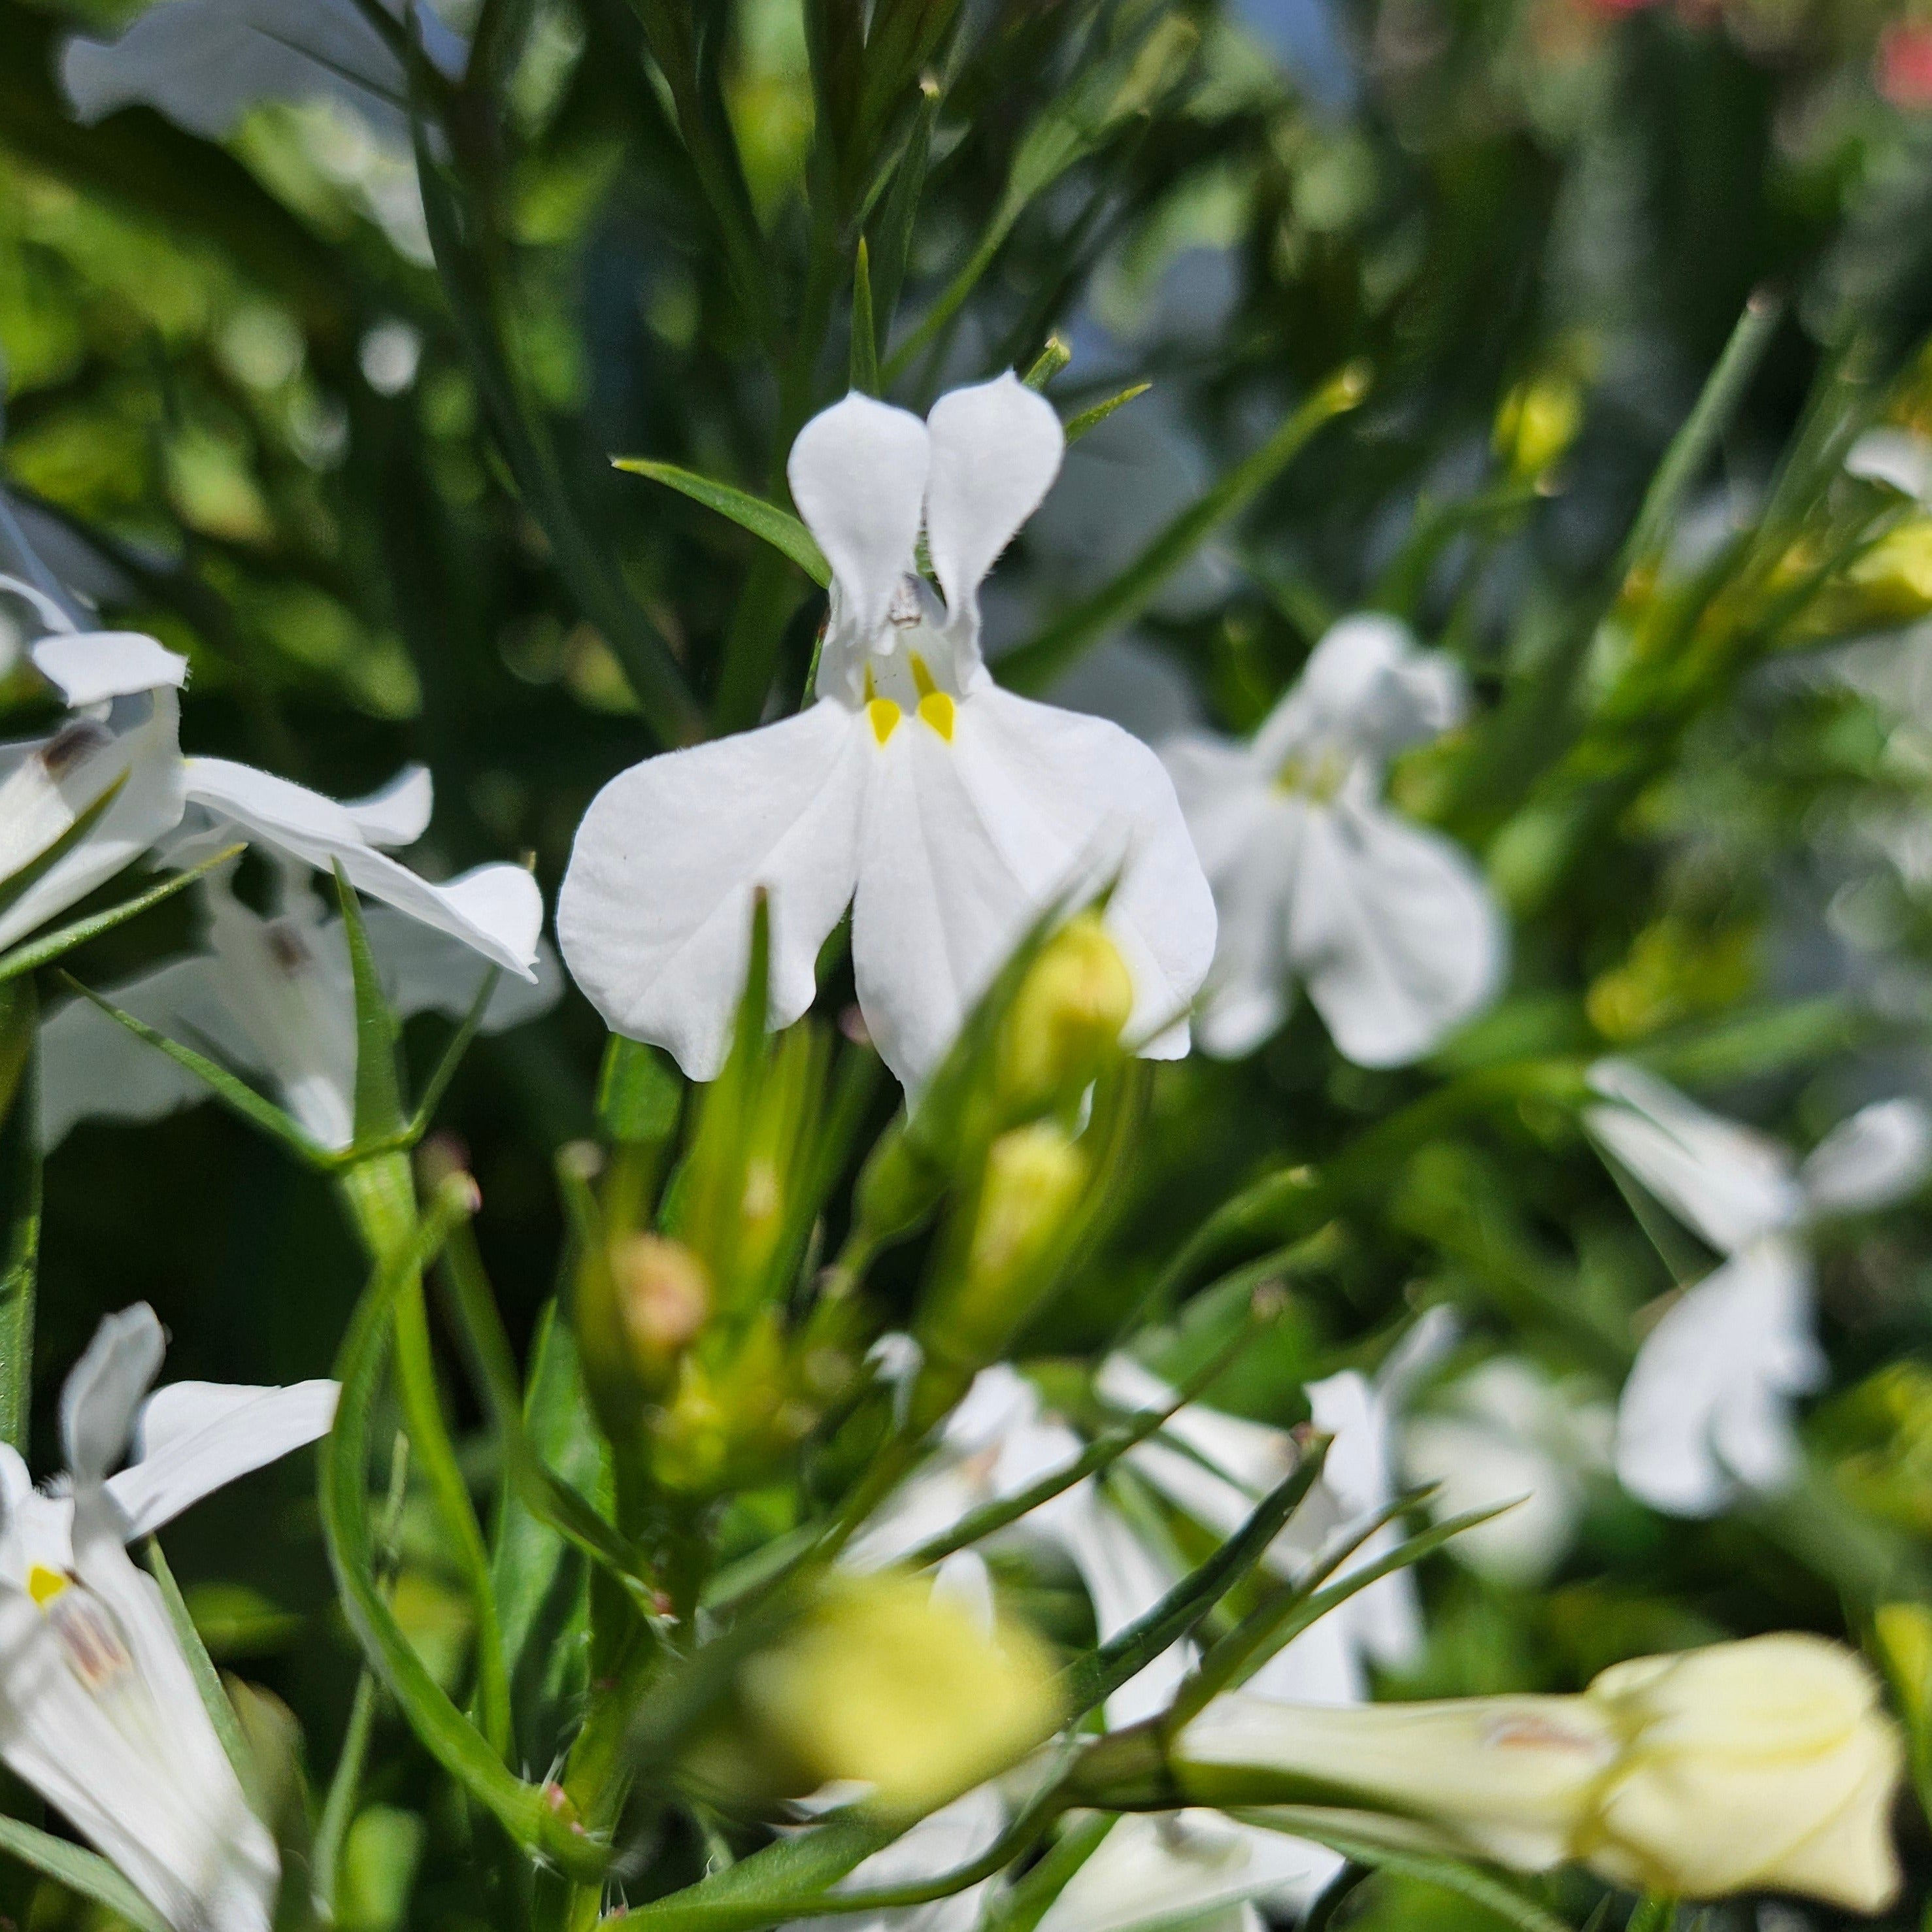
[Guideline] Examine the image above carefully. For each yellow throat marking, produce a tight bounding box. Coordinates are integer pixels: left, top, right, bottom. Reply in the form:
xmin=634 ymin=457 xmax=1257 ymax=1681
xmin=27 ymin=1565 xmax=68 ymax=1607
xmin=864 ymin=658 xmax=954 ymax=744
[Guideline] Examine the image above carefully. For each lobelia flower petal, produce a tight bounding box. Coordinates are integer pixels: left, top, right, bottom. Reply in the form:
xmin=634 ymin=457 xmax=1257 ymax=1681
xmin=922 ymin=375 xmax=1063 ymax=642
xmin=1038 ymin=1811 xmax=1339 ymax=1932
xmin=1584 ymin=1060 xmax=1805 ymax=1255
xmin=180 ymin=758 xmax=542 ymax=977
xmin=343 ymin=763 xmax=434 ymax=848
xmin=854 ymin=691 xmax=1215 ymax=1089
xmin=788 ymin=393 xmax=931 ymax=656
xmin=0 ymin=1577 xmax=274 ymax=1932
xmin=558 ymin=703 xmax=868 ymax=1081
xmin=1157 ymin=751 xmax=1303 ymax=1061
xmin=1252 ymin=615 xmax=1466 ymax=772
xmin=70 ymin=1485 xmax=279 ymax=1931
xmin=1612 ymin=1237 xmax=1824 ymax=1517
xmin=1796 ymin=1096 xmax=1932 ymax=1220
xmin=108 ymin=1378 xmax=339 ymax=1541
xmin=1283 ymin=796 xmax=1505 ymax=1069
xmin=0 ymin=685 xmax=188 ymax=953
xmin=31 ymin=634 xmax=190 ymax=708
xmin=61 ymin=1306 xmax=167 ymax=1489
xmin=37 ymin=954 xmax=243 ymax=1151
xmin=363 ymin=904 xmax=564 ymax=1031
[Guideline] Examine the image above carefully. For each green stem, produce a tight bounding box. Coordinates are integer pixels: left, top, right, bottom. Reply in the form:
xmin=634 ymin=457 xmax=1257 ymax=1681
xmin=0 ymin=976 xmax=39 ymax=1454
xmin=337 ymin=1152 xmax=515 ymax=1765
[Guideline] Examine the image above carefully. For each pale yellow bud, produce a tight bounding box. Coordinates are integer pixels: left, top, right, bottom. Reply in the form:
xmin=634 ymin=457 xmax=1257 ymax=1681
xmin=612 ymin=1235 xmax=712 ymax=1371
xmin=1836 ymin=518 xmax=1932 ymax=627
xmin=917 ymin=1124 xmax=1090 ymax=1374
xmin=1170 ymin=1635 xmax=1903 ymax=1911
xmin=739 ymin=1571 xmax=1061 ymax=1817
xmin=1578 ymin=1635 xmax=1903 ymax=1911
xmin=999 ymin=915 xmax=1135 ymax=1116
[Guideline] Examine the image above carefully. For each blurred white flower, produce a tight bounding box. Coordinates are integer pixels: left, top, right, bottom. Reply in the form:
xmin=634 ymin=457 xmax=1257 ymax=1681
xmin=0 ymin=1304 xmax=337 ymax=1932
xmin=1161 ymin=614 xmax=1505 ymax=1066
xmin=559 ymin=376 xmax=1216 ymax=1090
xmin=60 ymin=0 xmax=465 ymax=144
xmin=1586 ymin=1060 xmax=1932 ymax=1516
xmin=0 ymin=581 xmax=191 ymax=955
xmin=1403 ymin=1357 xmax=1612 ymax=1586
xmin=39 ymin=841 xmax=561 ymax=1152
xmin=1098 ymin=1307 xmax=1452 ymax=1705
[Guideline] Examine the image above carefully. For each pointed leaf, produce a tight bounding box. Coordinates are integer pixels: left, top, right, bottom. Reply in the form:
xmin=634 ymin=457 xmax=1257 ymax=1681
xmin=333 ymin=866 xmax=406 ymax=1147
xmin=1065 ymin=382 xmax=1149 ymax=443
xmin=0 ymin=980 xmax=37 ymax=1453
xmin=144 ymin=1538 xmax=254 ymax=1790
xmin=620 ymin=1814 xmax=900 ymax=1932
xmin=0 ymin=1812 xmax=170 ymax=1932
xmin=612 ymin=459 xmax=831 ymax=586
xmin=850 ymin=241 xmax=880 ymax=396
xmin=56 ymin=974 xmax=332 ymax=1169
xmin=407 ymin=964 xmax=501 ymax=1139
xmin=0 ymin=843 xmax=244 ymax=986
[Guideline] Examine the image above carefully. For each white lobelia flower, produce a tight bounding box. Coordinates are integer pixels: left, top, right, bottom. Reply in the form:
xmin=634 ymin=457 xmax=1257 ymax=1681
xmin=558 ymin=376 xmax=1217 ymax=1091
xmin=0 ymin=1304 xmax=338 ymax=1932
xmin=3 ymin=584 xmax=543 ymax=984
xmin=1844 ymin=427 xmax=1932 ymax=504
xmin=0 ymin=582 xmax=190 ymax=956
xmin=38 ymin=841 xmax=560 ymax=1152
xmin=1586 ymin=1060 xmax=1932 ymax=1517
xmin=1159 ymin=614 xmax=1505 ymax=1067
xmin=1402 ymin=1357 xmax=1613 ymax=1588
xmin=60 ymin=0 xmax=467 ymax=144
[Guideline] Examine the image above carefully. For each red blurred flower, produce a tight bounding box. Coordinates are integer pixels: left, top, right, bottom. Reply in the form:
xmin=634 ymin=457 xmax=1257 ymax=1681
xmin=1880 ymin=20 xmax=1932 ymax=110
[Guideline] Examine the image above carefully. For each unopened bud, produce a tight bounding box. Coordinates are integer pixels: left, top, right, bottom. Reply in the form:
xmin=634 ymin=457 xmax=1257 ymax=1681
xmin=1494 ymin=375 xmax=1582 ymax=482
xmin=918 ymin=1124 xmax=1089 ymax=1378
xmin=998 ymin=915 xmax=1135 ymax=1117
xmin=1170 ymin=1635 xmax=1903 ymax=1912
xmin=612 ymin=1234 xmax=711 ymax=1384
xmin=733 ymin=1569 xmax=1061 ymax=1818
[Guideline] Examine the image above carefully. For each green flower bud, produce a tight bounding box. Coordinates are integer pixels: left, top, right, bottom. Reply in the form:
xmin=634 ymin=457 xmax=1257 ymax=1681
xmin=917 ymin=1123 xmax=1090 ymax=1378
xmin=612 ymin=1233 xmax=711 ymax=1390
xmin=997 ymin=915 xmax=1135 ymax=1118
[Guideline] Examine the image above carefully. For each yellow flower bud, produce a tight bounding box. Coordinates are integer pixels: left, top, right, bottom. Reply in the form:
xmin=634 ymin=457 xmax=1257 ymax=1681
xmin=998 ymin=915 xmax=1135 ymax=1117
xmin=1171 ymin=1635 xmax=1903 ymax=1911
xmin=736 ymin=1571 xmax=1062 ymax=1817
xmin=1495 ymin=375 xmax=1583 ymax=482
xmin=1846 ymin=517 xmax=1932 ymax=624
xmin=917 ymin=1124 xmax=1090 ymax=1375
xmin=611 ymin=1234 xmax=711 ymax=1381
xmin=1579 ymin=1636 xmax=1903 ymax=1910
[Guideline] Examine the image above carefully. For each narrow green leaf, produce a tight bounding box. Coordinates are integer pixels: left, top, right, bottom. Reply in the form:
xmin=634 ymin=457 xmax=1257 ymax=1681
xmin=978 ymin=1814 xmax=1113 ymax=1932
xmin=850 ymin=239 xmax=880 ymax=396
xmin=407 ymin=964 xmax=500 ymax=1139
xmin=319 ymin=1185 xmax=603 ymax=1878
xmin=1064 ymin=382 xmax=1148 ymax=442
xmin=0 ymin=842 xmax=243 ymax=986
xmin=1001 ymin=361 xmax=1371 ymax=693
xmin=1250 ymin=1820 xmax=1572 ymax=1932
xmin=0 ymin=980 xmax=37 ymax=1453
xmin=868 ymin=78 xmax=940 ymax=344
xmin=0 ymin=1812 xmax=170 ymax=1932
xmin=334 ymin=867 xmax=406 ymax=1147
xmin=619 ymin=1814 xmax=900 ymax=1932
xmin=1622 ymin=289 xmax=1783 ymax=576
xmin=1024 ymin=337 xmax=1071 ymax=391
xmin=597 ymin=1037 xmax=684 ymax=1145
xmin=57 ymin=974 xmax=332 ymax=1169
xmin=145 ymin=1538 xmax=254 ymax=1788
xmin=1062 ymin=1443 xmax=1330 ymax=1720
xmin=613 ymin=459 xmax=831 ymax=586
